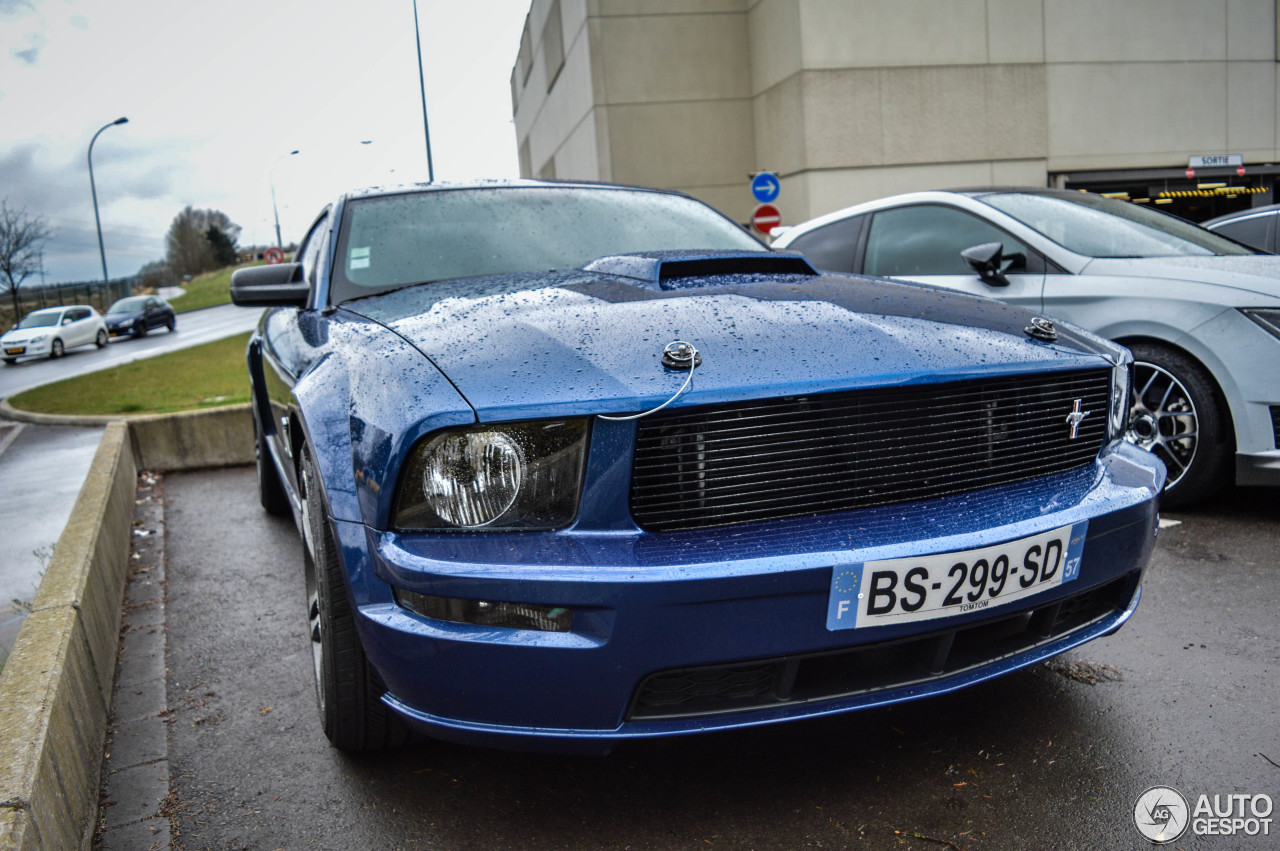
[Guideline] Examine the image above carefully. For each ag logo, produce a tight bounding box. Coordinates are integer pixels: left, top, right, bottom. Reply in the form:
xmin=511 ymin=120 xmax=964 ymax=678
xmin=1134 ymin=786 xmax=1190 ymax=843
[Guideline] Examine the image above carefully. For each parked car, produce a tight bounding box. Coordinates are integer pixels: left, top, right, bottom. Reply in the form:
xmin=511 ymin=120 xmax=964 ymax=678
xmin=1 ymin=304 xmax=108 ymax=364
xmin=1202 ymin=203 xmax=1280 ymax=253
xmin=231 ymin=181 xmax=1162 ymax=754
xmin=775 ymin=188 xmax=1280 ymax=507
xmin=104 ymin=295 xmax=176 ymax=337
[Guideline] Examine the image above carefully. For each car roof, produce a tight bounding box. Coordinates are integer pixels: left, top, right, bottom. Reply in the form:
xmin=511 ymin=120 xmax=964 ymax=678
xmin=341 ymin=178 xmax=687 ymax=203
xmin=1203 ymin=203 xmax=1280 ymax=227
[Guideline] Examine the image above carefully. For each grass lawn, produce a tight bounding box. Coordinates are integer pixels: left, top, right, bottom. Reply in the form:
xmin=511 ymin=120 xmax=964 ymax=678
xmin=7 ymin=332 xmax=252 ymax=416
xmin=167 ymin=261 xmax=264 ymax=314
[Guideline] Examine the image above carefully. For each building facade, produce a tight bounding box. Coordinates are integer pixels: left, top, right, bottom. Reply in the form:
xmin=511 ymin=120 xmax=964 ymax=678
xmin=511 ymin=0 xmax=1280 ymax=227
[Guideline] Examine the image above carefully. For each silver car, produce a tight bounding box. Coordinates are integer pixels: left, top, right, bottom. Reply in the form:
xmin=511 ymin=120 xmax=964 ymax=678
xmin=775 ymin=189 xmax=1280 ymax=507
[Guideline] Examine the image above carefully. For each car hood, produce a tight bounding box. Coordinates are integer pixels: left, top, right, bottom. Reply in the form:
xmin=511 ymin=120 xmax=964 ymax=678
xmin=342 ymin=254 xmax=1118 ymax=421
xmin=1080 ymin=254 xmax=1280 ymax=301
xmin=1 ymin=328 xmax=52 ymax=344
xmin=105 ymin=311 xmax=143 ymax=323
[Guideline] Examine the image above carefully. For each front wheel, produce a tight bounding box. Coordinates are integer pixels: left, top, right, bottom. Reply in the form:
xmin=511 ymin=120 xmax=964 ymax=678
xmin=95 ymin=329 xmax=107 ymax=348
xmin=1125 ymin=342 xmax=1231 ymax=508
xmin=50 ymin=338 xmax=64 ymax=359
xmin=167 ymin=315 xmax=176 ymax=332
xmin=301 ymin=445 xmax=412 ymax=752
xmin=2 ymin=358 xmax=15 ymax=366
xmin=134 ymin=322 xmax=148 ymax=338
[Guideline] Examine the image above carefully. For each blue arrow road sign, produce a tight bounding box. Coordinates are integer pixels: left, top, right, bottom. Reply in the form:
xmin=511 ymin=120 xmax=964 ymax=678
xmin=751 ymin=172 xmax=780 ymax=203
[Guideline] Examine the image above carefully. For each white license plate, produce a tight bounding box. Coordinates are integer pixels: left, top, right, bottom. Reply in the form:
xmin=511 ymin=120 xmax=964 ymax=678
xmin=827 ymin=522 xmax=1088 ymax=630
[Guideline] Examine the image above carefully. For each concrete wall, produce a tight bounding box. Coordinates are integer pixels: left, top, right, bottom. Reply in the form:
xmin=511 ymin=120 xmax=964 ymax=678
xmin=0 ymin=408 xmax=254 ymax=850
xmin=514 ymin=0 xmax=1280 ymax=225
xmin=0 ymin=423 xmax=136 ymax=850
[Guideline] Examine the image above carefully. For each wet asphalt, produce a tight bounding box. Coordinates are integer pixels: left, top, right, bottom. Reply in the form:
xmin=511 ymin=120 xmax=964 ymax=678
xmin=159 ymin=468 xmax=1279 ymax=850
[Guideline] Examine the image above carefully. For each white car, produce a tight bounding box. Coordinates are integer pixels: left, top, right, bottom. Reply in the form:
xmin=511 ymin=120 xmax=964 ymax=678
xmin=775 ymin=189 xmax=1280 ymax=507
xmin=1 ymin=304 xmax=109 ymax=364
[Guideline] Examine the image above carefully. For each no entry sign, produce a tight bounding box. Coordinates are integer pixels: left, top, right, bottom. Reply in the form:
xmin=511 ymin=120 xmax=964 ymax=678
xmin=265 ymin=247 xmax=285 ymax=264
xmin=752 ymin=203 xmax=782 ymax=235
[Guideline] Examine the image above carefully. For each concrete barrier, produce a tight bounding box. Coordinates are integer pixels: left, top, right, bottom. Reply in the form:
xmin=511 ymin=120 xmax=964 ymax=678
xmin=0 ymin=404 xmax=254 ymax=849
xmin=0 ymin=423 xmax=135 ymax=850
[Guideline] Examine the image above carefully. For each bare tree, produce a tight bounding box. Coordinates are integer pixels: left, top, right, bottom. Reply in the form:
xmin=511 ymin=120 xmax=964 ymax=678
xmin=0 ymin=199 xmax=53 ymax=320
xmin=165 ymin=207 xmax=242 ymax=279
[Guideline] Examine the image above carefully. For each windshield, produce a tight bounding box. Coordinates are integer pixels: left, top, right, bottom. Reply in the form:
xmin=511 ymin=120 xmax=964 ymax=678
xmin=16 ymin=311 xmax=60 ymax=329
xmin=331 ymin=186 xmax=765 ymax=302
xmin=980 ymin=192 xmax=1254 ymax=258
xmin=108 ymin=297 xmax=148 ymax=313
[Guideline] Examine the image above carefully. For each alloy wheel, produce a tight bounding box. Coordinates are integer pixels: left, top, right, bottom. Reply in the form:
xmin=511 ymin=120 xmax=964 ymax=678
xmin=1126 ymin=361 xmax=1198 ymax=490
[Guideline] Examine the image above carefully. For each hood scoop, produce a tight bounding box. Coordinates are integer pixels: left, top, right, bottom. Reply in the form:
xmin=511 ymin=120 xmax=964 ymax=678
xmin=583 ymin=250 xmax=818 ymax=289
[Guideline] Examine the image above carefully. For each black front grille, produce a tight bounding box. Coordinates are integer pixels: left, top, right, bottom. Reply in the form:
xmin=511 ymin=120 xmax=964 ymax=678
xmin=631 ymin=369 xmax=1110 ymax=532
xmin=629 ymin=576 xmax=1132 ymax=721
xmin=1271 ymin=406 xmax=1280 ymax=449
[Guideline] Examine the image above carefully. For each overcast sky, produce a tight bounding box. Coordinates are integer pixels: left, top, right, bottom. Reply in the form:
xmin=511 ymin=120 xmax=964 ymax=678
xmin=0 ymin=0 xmax=529 ymax=284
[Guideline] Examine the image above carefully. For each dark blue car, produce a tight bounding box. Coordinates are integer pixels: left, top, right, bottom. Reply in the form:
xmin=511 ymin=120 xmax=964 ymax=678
xmin=231 ymin=181 xmax=1164 ymax=754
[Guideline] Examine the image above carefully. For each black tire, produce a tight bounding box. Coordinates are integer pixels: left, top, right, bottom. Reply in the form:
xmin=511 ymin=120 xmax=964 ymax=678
xmin=50 ymin=338 xmax=64 ymax=358
xmin=95 ymin=329 xmax=107 ymax=348
xmin=301 ymin=445 xmax=411 ymax=752
xmin=1126 ymin=342 xmax=1231 ymax=508
xmin=2 ymin=358 xmax=15 ymax=366
xmin=167 ymin=315 xmax=176 ymax=332
xmin=255 ymin=415 xmax=290 ymax=516
xmin=134 ymin=322 xmax=148 ymax=338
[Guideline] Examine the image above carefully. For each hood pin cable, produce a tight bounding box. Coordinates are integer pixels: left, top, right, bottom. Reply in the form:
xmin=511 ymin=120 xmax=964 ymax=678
xmin=599 ymin=341 xmax=700 ymax=421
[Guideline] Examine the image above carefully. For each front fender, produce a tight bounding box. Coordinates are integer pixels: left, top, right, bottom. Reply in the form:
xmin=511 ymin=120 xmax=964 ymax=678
xmin=293 ymin=314 xmax=475 ymax=527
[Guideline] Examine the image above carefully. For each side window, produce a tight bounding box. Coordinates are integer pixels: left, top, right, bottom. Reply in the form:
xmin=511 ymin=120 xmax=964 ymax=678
xmin=298 ymin=214 xmax=331 ymax=286
xmin=785 ymin=215 xmax=865 ymax=274
xmin=865 ymin=205 xmax=1031 ymax=277
xmin=1210 ymin=214 xmax=1270 ymax=252
xmin=70 ymin=308 xmax=89 ymax=321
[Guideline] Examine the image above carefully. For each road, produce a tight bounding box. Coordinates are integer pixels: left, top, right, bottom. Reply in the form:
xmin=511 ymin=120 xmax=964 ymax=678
xmin=153 ymin=468 xmax=1280 ymax=850
xmin=0 ymin=302 xmax=262 ymax=400
xmin=0 ymin=303 xmax=262 ymax=652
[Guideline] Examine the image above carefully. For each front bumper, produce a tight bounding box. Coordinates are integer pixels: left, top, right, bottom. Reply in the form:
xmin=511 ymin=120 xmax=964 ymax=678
xmin=334 ymin=441 xmax=1163 ymax=754
xmin=3 ymin=339 xmax=50 ymax=358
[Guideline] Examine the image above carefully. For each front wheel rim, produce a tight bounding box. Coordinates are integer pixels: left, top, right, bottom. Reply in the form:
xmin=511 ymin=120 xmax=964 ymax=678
xmin=1126 ymin=361 xmax=1198 ymax=490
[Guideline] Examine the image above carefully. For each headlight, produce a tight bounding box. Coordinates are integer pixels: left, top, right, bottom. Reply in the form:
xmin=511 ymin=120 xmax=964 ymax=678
xmin=1241 ymin=308 xmax=1280 ymax=341
xmin=393 ymin=420 xmax=589 ymax=530
xmin=1109 ymin=353 xmax=1133 ymax=440
xmin=28 ymin=335 xmax=46 ymax=344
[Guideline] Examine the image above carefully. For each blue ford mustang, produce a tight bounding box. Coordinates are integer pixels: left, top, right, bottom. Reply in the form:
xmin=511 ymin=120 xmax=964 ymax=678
xmin=231 ymin=181 xmax=1164 ymax=754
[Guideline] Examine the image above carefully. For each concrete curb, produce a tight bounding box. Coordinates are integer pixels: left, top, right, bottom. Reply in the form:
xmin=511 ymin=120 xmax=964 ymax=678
xmin=0 ymin=423 xmax=136 ymax=850
xmin=0 ymin=405 xmax=255 ymax=849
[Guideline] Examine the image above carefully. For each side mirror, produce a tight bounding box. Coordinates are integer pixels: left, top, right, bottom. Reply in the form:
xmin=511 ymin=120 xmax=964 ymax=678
xmin=230 ymin=263 xmax=309 ymax=307
xmin=62 ymin=317 xmax=74 ymax=325
xmin=960 ymin=242 xmax=1011 ymax=287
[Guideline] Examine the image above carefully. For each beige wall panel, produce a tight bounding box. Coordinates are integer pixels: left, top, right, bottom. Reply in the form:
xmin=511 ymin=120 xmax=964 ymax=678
xmin=607 ymin=99 xmax=755 ymax=187
xmin=598 ymin=0 xmax=747 ymax=14
xmin=523 ymin=23 xmax=599 ymax=177
xmin=985 ymin=0 xmax=1045 ymax=64
xmin=1044 ymin=0 xmax=1227 ymax=62
xmin=990 ymin=158 xmax=1049 ymax=187
xmin=799 ymin=0 xmax=990 ymax=69
xmin=594 ymin=108 xmax=614 ymax=181
xmin=554 ymin=112 xmax=603 ymax=179
xmin=1227 ymin=62 xmax=1276 ymax=153
xmin=799 ymin=69 xmax=883 ymax=169
xmin=1047 ymin=62 xmax=1227 ymax=164
xmin=879 ymin=65 xmax=1046 ymax=164
xmin=598 ymin=14 xmax=750 ymax=103
xmin=776 ymin=171 xmax=812 ymax=224
xmin=753 ymin=72 xmax=808 ymax=174
xmin=748 ymin=0 xmax=803 ymax=94
xmin=1227 ymin=0 xmax=1276 ymax=58
xmin=799 ymin=161 xmax=1006 ymax=219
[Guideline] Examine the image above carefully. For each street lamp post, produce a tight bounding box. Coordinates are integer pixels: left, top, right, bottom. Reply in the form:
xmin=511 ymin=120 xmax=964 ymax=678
xmin=412 ymin=0 xmax=435 ymax=182
xmin=270 ymin=149 xmax=299 ymax=251
xmin=88 ymin=116 xmax=128 ymax=284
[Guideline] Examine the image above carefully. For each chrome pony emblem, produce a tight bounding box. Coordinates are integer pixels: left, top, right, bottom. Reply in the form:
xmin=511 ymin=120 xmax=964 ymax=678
xmin=1066 ymin=399 xmax=1092 ymax=439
